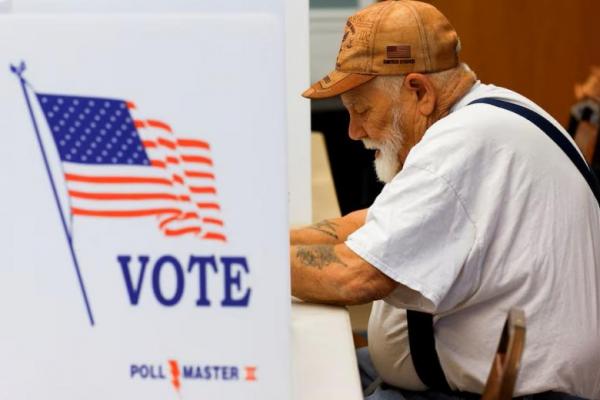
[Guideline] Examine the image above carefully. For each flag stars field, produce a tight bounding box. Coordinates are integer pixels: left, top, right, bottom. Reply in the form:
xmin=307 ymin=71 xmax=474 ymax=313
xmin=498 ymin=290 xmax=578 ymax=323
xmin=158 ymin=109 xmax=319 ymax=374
xmin=37 ymin=93 xmax=227 ymax=241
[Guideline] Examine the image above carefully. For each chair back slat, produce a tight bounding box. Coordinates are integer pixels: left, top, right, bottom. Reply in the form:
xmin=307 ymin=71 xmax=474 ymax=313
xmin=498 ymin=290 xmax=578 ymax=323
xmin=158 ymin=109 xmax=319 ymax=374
xmin=481 ymin=308 xmax=526 ymax=400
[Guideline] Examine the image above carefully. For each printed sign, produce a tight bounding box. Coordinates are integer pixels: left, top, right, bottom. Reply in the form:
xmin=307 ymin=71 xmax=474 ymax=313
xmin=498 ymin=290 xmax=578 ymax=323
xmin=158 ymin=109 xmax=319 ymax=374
xmin=0 ymin=15 xmax=290 ymax=399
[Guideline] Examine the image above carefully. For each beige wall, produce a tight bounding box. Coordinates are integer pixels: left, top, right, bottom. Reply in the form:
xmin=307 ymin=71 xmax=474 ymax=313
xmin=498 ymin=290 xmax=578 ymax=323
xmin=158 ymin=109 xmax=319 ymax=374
xmin=428 ymin=0 xmax=600 ymax=125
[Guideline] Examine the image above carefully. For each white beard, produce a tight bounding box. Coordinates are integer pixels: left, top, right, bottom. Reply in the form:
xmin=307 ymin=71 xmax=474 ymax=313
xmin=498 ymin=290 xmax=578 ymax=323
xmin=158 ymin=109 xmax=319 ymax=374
xmin=362 ymin=115 xmax=404 ymax=184
xmin=374 ymin=145 xmax=401 ymax=183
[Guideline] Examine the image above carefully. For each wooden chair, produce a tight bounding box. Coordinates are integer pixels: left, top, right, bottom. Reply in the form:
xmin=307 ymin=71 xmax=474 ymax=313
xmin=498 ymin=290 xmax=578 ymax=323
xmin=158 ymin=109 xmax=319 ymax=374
xmin=570 ymin=67 xmax=600 ymax=168
xmin=481 ymin=308 xmax=527 ymax=400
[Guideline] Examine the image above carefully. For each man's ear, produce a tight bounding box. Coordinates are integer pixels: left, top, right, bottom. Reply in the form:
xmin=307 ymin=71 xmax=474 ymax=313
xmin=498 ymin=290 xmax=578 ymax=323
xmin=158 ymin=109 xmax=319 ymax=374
xmin=403 ymin=73 xmax=436 ymax=116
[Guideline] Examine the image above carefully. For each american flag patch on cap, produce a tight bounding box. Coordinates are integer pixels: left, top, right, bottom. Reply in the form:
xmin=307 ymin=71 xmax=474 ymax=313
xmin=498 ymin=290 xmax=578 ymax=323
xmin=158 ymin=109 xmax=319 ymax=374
xmin=386 ymin=45 xmax=411 ymax=59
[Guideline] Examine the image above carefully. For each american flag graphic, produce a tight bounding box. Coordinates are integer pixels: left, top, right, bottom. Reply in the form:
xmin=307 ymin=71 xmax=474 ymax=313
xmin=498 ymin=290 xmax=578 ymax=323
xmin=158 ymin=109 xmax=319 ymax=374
xmin=386 ymin=45 xmax=411 ymax=59
xmin=37 ymin=94 xmax=226 ymax=241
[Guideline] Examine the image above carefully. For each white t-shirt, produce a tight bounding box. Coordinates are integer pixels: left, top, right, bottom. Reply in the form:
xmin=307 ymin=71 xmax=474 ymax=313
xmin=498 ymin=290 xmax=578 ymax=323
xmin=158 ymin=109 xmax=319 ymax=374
xmin=346 ymin=82 xmax=600 ymax=398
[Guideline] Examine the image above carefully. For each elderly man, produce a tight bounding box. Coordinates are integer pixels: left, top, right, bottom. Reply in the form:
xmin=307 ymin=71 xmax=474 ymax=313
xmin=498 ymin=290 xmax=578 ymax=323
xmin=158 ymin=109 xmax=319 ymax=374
xmin=291 ymin=1 xmax=600 ymax=399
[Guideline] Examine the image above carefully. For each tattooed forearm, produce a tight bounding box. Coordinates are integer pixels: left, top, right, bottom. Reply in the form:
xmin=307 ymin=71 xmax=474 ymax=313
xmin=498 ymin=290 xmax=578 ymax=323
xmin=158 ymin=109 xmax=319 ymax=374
xmin=296 ymin=245 xmax=348 ymax=269
xmin=308 ymin=219 xmax=340 ymax=240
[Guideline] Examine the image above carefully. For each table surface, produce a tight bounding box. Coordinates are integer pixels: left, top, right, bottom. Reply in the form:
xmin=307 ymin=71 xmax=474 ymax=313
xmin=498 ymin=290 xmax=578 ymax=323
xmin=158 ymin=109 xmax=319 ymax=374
xmin=291 ymin=299 xmax=363 ymax=400
xmin=290 ymin=134 xmax=362 ymax=400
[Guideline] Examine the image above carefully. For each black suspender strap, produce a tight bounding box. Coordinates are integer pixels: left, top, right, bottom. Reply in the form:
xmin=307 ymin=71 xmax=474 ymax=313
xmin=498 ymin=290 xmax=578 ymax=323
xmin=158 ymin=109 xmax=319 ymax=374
xmin=406 ymin=97 xmax=600 ymax=393
xmin=406 ymin=310 xmax=452 ymax=391
xmin=470 ymin=98 xmax=600 ymax=206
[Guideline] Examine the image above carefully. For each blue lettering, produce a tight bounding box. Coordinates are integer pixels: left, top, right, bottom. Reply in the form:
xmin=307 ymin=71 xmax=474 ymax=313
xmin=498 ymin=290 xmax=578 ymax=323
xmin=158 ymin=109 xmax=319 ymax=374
xmin=180 ymin=365 xmax=239 ymax=380
xmin=152 ymin=365 xmax=166 ymax=379
xmin=130 ymin=364 xmax=141 ymax=378
xmin=221 ymin=257 xmax=251 ymax=307
xmin=183 ymin=365 xmax=195 ymax=379
xmin=118 ymin=255 xmax=251 ymax=308
xmin=118 ymin=255 xmax=150 ymax=305
xmin=130 ymin=364 xmax=166 ymax=379
xmin=188 ymin=256 xmax=218 ymax=306
xmin=152 ymin=255 xmax=185 ymax=306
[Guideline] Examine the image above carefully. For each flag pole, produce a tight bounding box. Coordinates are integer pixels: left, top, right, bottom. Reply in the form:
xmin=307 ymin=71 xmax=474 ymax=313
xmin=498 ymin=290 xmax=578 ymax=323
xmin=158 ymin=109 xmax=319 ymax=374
xmin=11 ymin=62 xmax=95 ymax=326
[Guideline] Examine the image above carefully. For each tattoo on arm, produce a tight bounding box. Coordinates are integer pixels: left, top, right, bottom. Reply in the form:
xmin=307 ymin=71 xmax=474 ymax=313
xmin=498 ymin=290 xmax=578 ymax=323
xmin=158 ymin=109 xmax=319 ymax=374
xmin=296 ymin=245 xmax=348 ymax=269
xmin=308 ymin=220 xmax=340 ymax=240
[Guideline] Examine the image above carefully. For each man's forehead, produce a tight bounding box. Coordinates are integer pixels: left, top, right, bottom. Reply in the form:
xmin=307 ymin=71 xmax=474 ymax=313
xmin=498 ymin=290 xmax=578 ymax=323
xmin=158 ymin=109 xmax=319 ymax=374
xmin=341 ymin=77 xmax=385 ymax=105
xmin=341 ymin=81 xmax=373 ymax=104
xmin=340 ymin=91 xmax=360 ymax=105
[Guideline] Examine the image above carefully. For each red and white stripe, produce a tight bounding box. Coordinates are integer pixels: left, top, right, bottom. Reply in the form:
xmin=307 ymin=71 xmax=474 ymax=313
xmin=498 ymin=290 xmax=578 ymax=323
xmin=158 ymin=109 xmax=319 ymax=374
xmin=61 ymin=101 xmax=226 ymax=242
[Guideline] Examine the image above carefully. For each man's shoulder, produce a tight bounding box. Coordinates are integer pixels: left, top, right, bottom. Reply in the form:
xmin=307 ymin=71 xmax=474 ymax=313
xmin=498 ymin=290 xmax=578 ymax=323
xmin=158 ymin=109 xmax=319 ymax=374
xmin=403 ymin=84 xmax=551 ymax=189
xmin=405 ymin=105 xmax=505 ymax=171
xmin=413 ymin=83 xmax=553 ymax=162
xmin=432 ymin=83 xmax=533 ymax=133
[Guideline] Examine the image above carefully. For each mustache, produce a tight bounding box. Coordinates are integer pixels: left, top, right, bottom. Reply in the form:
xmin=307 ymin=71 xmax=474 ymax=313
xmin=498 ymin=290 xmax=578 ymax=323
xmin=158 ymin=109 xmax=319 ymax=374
xmin=362 ymin=139 xmax=380 ymax=150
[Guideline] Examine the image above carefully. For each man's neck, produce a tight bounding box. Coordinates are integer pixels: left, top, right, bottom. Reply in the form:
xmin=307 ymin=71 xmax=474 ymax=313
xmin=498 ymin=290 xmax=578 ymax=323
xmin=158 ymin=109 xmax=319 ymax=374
xmin=429 ymin=68 xmax=477 ymax=127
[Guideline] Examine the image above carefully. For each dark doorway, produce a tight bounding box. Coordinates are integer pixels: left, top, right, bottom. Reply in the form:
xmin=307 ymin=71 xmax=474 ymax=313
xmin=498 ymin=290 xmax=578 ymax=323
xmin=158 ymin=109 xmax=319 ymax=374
xmin=311 ymin=104 xmax=384 ymax=215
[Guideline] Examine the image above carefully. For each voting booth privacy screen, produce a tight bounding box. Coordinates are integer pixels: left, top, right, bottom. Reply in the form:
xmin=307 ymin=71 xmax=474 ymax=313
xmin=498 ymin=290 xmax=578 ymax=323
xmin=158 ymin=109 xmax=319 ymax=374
xmin=0 ymin=15 xmax=290 ymax=399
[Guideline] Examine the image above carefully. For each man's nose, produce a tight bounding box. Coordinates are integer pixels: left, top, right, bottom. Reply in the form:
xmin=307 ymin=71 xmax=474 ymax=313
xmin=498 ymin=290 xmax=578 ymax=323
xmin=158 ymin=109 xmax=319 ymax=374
xmin=348 ymin=117 xmax=366 ymax=141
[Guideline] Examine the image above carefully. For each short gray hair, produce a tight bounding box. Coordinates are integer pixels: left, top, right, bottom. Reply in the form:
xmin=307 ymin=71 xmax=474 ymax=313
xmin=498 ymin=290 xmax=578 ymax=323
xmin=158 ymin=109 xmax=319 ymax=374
xmin=374 ymin=62 xmax=474 ymax=97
